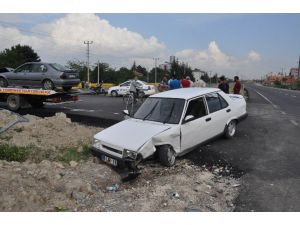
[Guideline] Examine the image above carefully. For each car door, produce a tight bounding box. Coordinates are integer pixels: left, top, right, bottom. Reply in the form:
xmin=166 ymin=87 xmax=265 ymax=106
xmin=8 ymin=64 xmax=31 ymax=86
xmin=205 ymin=92 xmax=230 ymax=136
xmin=29 ymin=64 xmax=48 ymax=87
xmin=180 ymin=96 xmax=211 ymax=151
xmin=119 ymin=81 xmax=131 ymax=95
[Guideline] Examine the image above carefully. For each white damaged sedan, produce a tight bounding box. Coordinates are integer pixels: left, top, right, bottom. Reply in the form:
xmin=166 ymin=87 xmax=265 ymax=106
xmin=92 ymin=88 xmax=247 ymax=169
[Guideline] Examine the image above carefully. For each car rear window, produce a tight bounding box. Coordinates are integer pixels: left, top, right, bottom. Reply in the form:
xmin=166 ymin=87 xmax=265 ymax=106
xmin=205 ymin=92 xmax=229 ymax=113
xmin=50 ymin=63 xmax=68 ymax=72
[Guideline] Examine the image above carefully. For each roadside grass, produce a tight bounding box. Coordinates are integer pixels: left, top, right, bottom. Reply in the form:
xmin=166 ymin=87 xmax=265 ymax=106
xmin=0 ymin=144 xmax=31 ymax=162
xmin=57 ymin=145 xmax=91 ymax=163
xmin=14 ymin=127 xmax=24 ymax=133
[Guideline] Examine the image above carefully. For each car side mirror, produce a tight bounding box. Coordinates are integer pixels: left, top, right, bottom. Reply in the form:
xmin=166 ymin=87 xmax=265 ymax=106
xmin=123 ymin=110 xmax=130 ymax=116
xmin=184 ymin=115 xmax=195 ymax=123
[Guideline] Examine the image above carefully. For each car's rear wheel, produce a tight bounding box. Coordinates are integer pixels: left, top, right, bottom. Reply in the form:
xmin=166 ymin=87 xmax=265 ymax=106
xmin=111 ymin=90 xmax=118 ymax=97
xmin=157 ymin=145 xmax=176 ymax=167
xmin=0 ymin=77 xmax=8 ymax=87
xmin=42 ymin=79 xmax=55 ymax=90
xmin=224 ymin=120 xmax=237 ymax=139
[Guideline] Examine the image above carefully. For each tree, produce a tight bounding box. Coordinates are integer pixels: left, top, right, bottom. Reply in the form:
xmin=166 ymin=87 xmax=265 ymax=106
xmin=201 ymin=72 xmax=210 ymax=83
xmin=67 ymin=60 xmax=88 ymax=81
xmin=0 ymin=44 xmax=41 ymax=68
xmin=91 ymin=62 xmax=109 ymax=83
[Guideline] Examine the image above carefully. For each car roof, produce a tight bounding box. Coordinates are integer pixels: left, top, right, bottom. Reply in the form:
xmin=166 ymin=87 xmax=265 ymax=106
xmin=150 ymin=88 xmax=221 ymax=100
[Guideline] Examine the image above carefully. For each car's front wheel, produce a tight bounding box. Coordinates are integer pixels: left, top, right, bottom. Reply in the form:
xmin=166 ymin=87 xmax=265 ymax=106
xmin=157 ymin=145 xmax=176 ymax=167
xmin=42 ymin=79 xmax=55 ymax=90
xmin=224 ymin=120 xmax=237 ymax=139
xmin=0 ymin=77 xmax=8 ymax=87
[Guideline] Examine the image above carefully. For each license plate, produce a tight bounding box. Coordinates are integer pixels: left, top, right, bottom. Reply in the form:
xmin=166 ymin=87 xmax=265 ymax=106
xmin=101 ymin=155 xmax=118 ymax=166
xmin=69 ymin=75 xmax=75 ymax=78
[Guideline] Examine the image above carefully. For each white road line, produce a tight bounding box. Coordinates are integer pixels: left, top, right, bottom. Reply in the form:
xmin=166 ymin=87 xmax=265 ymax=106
xmin=254 ymin=90 xmax=278 ymax=109
xmin=70 ymin=109 xmax=95 ymax=112
xmin=281 ymin=111 xmax=287 ymax=115
xmin=290 ymin=120 xmax=299 ymax=127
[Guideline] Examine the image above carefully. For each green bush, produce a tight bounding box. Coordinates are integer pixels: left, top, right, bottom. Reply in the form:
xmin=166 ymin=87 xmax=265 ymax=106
xmin=57 ymin=145 xmax=91 ymax=163
xmin=0 ymin=144 xmax=30 ymax=162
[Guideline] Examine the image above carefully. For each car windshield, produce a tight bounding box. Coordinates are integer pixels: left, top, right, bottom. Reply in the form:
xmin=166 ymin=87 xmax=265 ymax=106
xmin=133 ymin=97 xmax=185 ymax=124
xmin=50 ymin=63 xmax=68 ymax=72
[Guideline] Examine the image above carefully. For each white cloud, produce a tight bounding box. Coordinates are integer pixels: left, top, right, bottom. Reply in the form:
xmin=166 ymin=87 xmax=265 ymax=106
xmin=248 ymin=50 xmax=261 ymax=62
xmin=175 ymin=41 xmax=263 ymax=78
xmin=0 ymin=14 xmax=264 ymax=78
xmin=0 ymin=14 xmax=166 ymax=67
xmin=175 ymin=41 xmax=235 ymax=70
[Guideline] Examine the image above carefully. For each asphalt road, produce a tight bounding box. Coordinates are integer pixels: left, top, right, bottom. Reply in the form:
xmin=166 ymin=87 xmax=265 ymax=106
xmin=1 ymin=84 xmax=300 ymax=211
xmin=190 ymin=82 xmax=300 ymax=211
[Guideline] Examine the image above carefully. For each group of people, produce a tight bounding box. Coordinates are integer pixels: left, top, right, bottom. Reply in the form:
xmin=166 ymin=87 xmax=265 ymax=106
xmin=158 ymin=75 xmax=207 ymax=92
xmin=129 ymin=74 xmax=242 ymax=101
xmin=217 ymin=75 xmax=241 ymax=94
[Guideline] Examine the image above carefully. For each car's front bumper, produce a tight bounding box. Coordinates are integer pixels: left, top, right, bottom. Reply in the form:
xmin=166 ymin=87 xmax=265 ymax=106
xmin=91 ymin=146 xmax=137 ymax=167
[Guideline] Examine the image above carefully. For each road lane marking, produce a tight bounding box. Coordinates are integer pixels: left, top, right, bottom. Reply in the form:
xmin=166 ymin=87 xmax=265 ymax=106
xmin=281 ymin=111 xmax=286 ymax=115
xmin=70 ymin=109 xmax=95 ymax=112
xmin=290 ymin=120 xmax=298 ymax=127
xmin=254 ymin=90 xmax=278 ymax=109
xmin=291 ymin=95 xmax=296 ymax=98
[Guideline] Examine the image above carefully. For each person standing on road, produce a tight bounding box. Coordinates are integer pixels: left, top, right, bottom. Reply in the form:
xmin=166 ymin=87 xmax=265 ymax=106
xmin=130 ymin=75 xmax=141 ymax=101
xmin=169 ymin=76 xmax=181 ymax=90
xmin=233 ymin=76 xmax=241 ymax=94
xmin=158 ymin=76 xmax=169 ymax=92
xmin=218 ymin=76 xmax=229 ymax=94
xmin=186 ymin=76 xmax=194 ymax=87
xmin=181 ymin=76 xmax=190 ymax=88
xmin=194 ymin=78 xmax=206 ymax=87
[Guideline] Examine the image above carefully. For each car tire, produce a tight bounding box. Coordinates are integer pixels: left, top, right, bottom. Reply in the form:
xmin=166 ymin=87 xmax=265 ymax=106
xmin=0 ymin=77 xmax=8 ymax=87
xmin=7 ymin=95 xmax=23 ymax=111
xmin=224 ymin=120 xmax=237 ymax=139
xmin=111 ymin=90 xmax=118 ymax=97
xmin=42 ymin=79 xmax=55 ymax=90
xmin=157 ymin=145 xmax=176 ymax=167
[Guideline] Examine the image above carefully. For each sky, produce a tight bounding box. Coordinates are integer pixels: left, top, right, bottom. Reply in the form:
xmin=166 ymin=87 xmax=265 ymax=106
xmin=0 ymin=13 xmax=299 ymax=79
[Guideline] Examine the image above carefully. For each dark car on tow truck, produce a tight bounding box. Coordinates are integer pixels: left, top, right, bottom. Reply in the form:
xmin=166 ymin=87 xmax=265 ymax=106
xmin=0 ymin=62 xmax=80 ymax=91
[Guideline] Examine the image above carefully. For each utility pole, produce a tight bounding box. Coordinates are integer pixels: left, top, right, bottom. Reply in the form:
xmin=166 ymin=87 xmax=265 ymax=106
xmin=153 ymin=57 xmax=159 ymax=84
xmin=298 ymin=56 xmax=300 ymax=79
xmin=97 ymin=60 xmax=100 ymax=84
xmin=84 ymin=41 xmax=93 ymax=83
xmin=209 ymin=71 xmax=212 ymax=87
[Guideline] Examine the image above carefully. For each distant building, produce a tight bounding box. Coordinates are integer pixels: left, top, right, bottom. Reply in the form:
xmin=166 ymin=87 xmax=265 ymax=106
xmin=289 ymin=68 xmax=299 ymax=78
xmin=192 ymin=69 xmax=206 ymax=81
xmin=170 ymin=56 xmax=176 ymax=64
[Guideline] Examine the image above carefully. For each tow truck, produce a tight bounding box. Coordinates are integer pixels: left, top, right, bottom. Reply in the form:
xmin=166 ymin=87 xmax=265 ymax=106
xmin=0 ymin=87 xmax=79 ymax=111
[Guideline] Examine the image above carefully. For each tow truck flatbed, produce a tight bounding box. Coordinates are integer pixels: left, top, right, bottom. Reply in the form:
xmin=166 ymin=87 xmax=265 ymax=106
xmin=0 ymin=87 xmax=79 ymax=111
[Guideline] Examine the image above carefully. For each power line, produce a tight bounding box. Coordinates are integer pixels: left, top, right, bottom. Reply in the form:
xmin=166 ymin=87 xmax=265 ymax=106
xmin=84 ymin=41 xmax=93 ymax=83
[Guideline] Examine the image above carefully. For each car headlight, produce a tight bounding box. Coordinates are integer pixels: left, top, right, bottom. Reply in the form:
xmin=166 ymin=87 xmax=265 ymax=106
xmin=123 ymin=149 xmax=137 ymax=159
xmin=93 ymin=138 xmax=101 ymax=148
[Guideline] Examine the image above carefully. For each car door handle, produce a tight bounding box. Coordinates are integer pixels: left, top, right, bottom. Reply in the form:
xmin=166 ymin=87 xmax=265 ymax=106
xmin=226 ymin=109 xmax=231 ymax=113
xmin=205 ymin=118 xmax=211 ymax=122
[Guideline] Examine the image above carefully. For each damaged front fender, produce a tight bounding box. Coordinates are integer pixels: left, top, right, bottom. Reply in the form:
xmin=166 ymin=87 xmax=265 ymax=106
xmin=138 ymin=126 xmax=181 ymax=159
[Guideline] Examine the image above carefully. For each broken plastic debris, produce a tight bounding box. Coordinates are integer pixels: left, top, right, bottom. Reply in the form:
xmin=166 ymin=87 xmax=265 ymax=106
xmin=172 ymin=192 xmax=180 ymax=198
xmin=106 ymin=184 xmax=119 ymax=192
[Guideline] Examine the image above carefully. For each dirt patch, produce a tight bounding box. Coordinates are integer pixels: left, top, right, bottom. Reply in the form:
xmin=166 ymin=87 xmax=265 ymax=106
xmin=0 ymin=158 xmax=240 ymax=212
xmin=0 ymin=110 xmax=241 ymax=211
xmin=0 ymin=110 xmax=101 ymax=162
